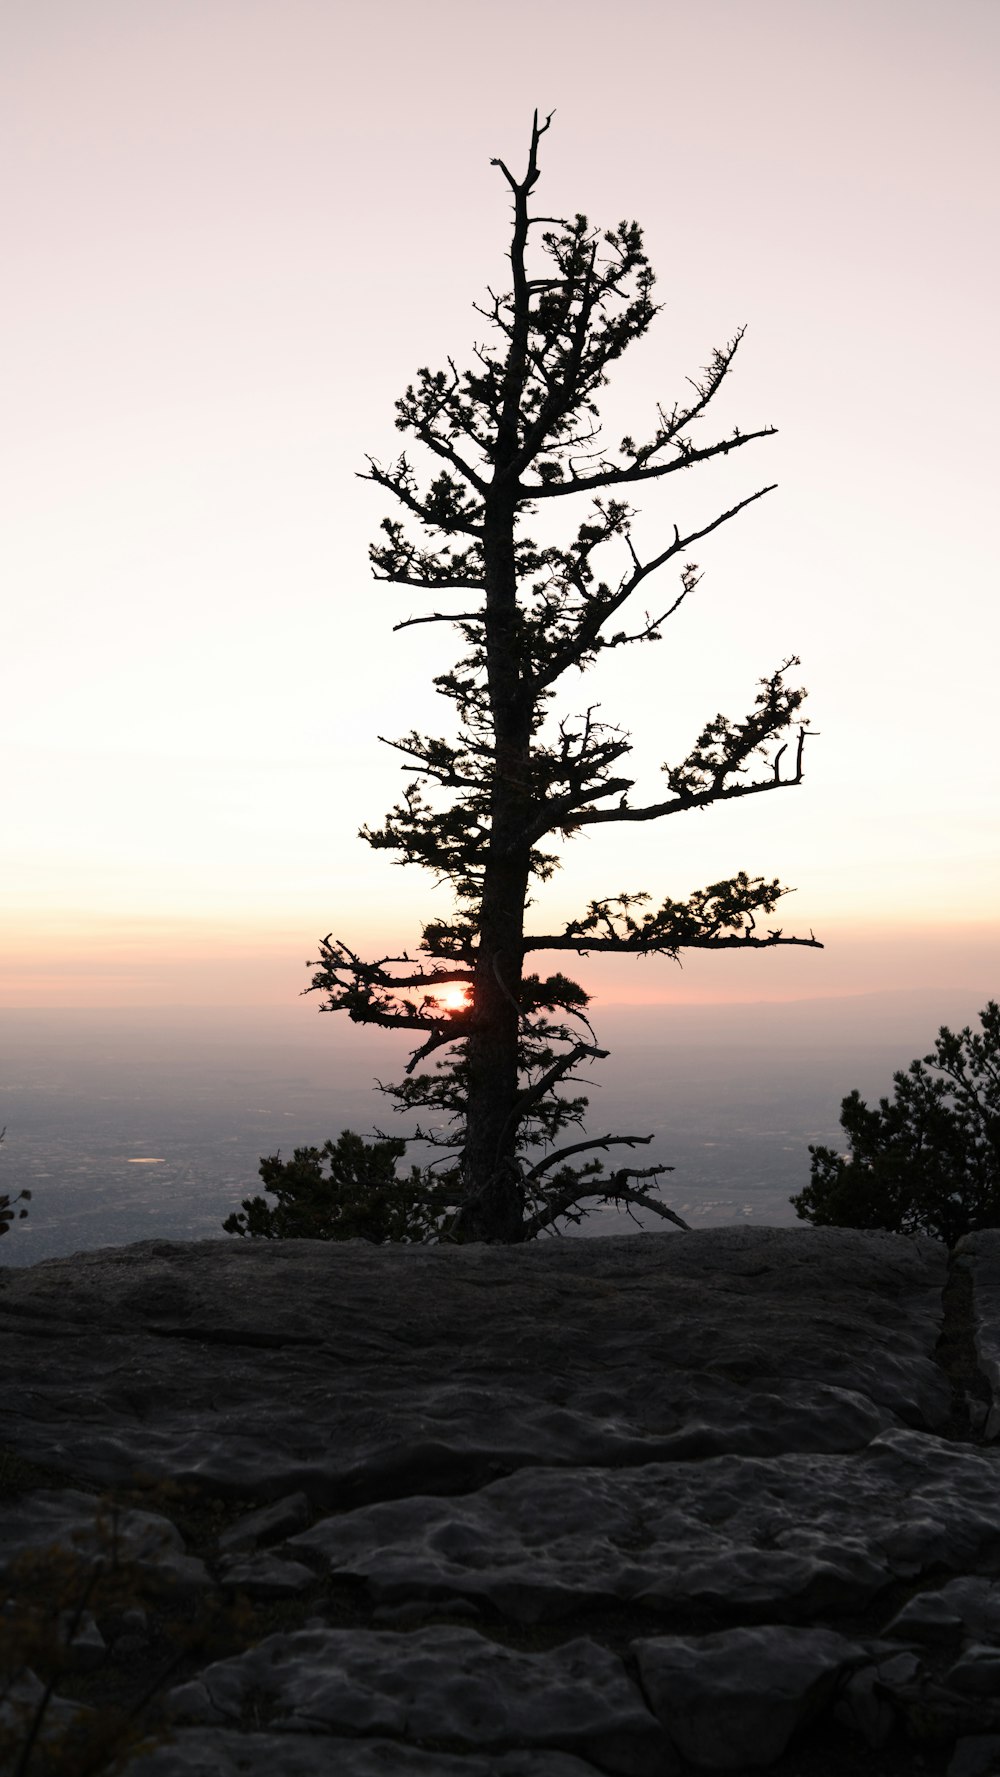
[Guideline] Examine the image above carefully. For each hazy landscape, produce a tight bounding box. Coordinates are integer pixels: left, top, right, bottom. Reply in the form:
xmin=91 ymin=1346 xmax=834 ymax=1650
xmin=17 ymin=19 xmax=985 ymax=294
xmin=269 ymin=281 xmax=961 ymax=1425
xmin=1 ymin=986 xmax=988 ymax=1267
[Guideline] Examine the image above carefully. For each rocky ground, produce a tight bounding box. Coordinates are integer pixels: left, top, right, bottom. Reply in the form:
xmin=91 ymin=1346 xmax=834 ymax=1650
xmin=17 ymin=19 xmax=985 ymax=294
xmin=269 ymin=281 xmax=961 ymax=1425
xmin=4 ymin=1225 xmax=1000 ymax=1775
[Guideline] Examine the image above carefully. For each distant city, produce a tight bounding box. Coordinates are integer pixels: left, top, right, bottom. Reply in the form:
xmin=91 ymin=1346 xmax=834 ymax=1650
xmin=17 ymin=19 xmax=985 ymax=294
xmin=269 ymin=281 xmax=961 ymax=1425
xmin=0 ymin=988 xmax=990 ymax=1266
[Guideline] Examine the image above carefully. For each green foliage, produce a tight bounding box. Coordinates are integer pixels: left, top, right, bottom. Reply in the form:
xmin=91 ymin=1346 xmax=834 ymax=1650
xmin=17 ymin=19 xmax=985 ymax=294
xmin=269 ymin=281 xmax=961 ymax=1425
xmin=792 ymin=1002 xmax=1000 ymax=1245
xmin=222 ymin=1129 xmax=459 ymax=1244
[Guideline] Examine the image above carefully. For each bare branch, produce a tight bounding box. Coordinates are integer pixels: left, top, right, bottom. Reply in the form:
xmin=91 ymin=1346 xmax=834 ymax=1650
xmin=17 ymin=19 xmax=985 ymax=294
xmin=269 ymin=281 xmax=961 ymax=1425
xmin=404 ymin=1028 xmax=466 ymax=1074
xmin=522 ymin=1171 xmax=691 ymax=1239
xmin=393 ymin=610 xmax=486 ymax=632
xmin=523 ymin=1130 xmax=659 ymax=1181
xmin=490 ymin=107 xmax=553 ymax=193
xmin=512 ymin=1042 xmax=609 ymax=1122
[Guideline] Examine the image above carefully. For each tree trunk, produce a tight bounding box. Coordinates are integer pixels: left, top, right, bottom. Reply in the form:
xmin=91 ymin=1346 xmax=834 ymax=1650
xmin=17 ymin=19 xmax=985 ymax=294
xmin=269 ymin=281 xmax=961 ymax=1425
xmin=456 ymin=491 xmax=533 ymax=1241
xmin=459 ymin=864 xmax=530 ymax=1241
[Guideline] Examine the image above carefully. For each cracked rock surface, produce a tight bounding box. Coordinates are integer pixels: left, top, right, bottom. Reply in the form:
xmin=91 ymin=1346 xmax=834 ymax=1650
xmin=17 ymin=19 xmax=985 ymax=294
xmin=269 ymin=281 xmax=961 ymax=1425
xmin=0 ymin=1226 xmax=951 ymax=1497
xmin=4 ymin=1225 xmax=1000 ymax=1774
xmin=287 ymin=1428 xmax=1000 ymax=1622
xmin=166 ymin=1623 xmax=668 ymax=1775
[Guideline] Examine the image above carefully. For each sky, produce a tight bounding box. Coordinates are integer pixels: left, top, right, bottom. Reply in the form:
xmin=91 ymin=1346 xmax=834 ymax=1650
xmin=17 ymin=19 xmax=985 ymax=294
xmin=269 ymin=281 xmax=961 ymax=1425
xmin=4 ymin=0 xmax=999 ymax=1012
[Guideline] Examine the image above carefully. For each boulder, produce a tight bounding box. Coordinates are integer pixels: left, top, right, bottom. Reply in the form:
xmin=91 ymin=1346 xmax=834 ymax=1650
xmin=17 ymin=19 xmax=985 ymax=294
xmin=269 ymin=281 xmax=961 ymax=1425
xmin=632 ymin=1626 xmax=864 ymax=1769
xmin=955 ymin=1232 xmax=1000 ymax=1439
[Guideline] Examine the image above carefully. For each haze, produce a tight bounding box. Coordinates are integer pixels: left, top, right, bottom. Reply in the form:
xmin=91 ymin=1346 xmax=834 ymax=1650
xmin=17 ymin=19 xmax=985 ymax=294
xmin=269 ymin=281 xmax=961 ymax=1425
xmin=4 ymin=0 xmax=998 ymax=1026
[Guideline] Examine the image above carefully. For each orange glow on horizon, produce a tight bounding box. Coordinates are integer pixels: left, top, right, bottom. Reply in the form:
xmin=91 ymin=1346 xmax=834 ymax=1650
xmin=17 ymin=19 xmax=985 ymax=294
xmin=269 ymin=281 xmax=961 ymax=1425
xmin=2 ymin=910 xmax=999 ymax=1014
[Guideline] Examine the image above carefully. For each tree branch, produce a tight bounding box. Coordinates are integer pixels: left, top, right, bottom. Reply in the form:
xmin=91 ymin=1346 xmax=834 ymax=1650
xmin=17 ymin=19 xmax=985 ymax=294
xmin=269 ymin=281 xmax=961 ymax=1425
xmin=532 ymin=486 xmax=776 ymax=692
xmin=521 ymin=425 xmax=777 ymax=499
xmin=403 ymin=1027 xmax=467 ymax=1074
xmin=306 ymin=936 xmax=474 ymax=995
xmin=361 ymin=459 xmax=484 ymax=537
xmin=512 ymin=1041 xmax=609 ymax=1122
xmin=393 ymin=609 xmax=486 ymax=632
xmin=569 ymin=760 xmax=806 ymax=829
xmin=409 ymin=417 xmax=490 ymax=494
xmin=524 ymin=929 xmax=823 ymax=953
xmin=522 ymin=1170 xmax=690 ymax=1239
xmin=523 ymin=1130 xmax=660 ymax=1181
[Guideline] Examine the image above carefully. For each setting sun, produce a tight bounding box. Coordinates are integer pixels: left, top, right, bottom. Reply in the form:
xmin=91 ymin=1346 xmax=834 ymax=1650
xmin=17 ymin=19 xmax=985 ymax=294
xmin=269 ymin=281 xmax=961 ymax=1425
xmin=436 ymin=984 xmax=471 ymax=1013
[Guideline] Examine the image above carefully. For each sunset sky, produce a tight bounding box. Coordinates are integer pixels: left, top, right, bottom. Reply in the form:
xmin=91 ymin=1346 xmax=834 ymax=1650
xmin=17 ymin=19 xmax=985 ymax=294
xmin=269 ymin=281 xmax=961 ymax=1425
xmin=4 ymin=0 xmax=998 ymax=1010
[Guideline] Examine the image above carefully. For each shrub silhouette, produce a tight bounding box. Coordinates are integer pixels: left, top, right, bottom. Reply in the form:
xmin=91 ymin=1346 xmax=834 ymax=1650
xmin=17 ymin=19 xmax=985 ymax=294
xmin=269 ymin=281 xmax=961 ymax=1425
xmin=792 ymin=1002 xmax=1000 ymax=1245
xmin=0 ymin=1128 xmax=31 ymax=1243
xmin=222 ymin=1129 xmax=459 ymax=1244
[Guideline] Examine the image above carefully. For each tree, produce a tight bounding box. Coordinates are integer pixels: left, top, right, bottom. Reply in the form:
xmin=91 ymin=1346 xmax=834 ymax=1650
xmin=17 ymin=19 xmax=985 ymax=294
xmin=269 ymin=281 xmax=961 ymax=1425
xmin=309 ymin=112 xmax=819 ymax=1244
xmin=223 ymin=1131 xmax=453 ymax=1245
xmin=0 ymin=1128 xmax=31 ymax=1243
xmin=792 ymin=1003 xmax=1000 ymax=1246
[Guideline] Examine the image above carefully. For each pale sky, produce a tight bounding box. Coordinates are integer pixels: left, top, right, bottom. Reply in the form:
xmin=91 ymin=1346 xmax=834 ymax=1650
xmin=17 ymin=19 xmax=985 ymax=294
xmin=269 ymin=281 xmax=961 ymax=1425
xmin=4 ymin=0 xmax=999 ymax=1009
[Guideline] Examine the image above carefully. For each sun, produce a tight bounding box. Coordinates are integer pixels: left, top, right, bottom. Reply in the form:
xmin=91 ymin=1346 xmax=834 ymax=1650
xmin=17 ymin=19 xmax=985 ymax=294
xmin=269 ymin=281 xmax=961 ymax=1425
xmin=436 ymin=984 xmax=471 ymax=1013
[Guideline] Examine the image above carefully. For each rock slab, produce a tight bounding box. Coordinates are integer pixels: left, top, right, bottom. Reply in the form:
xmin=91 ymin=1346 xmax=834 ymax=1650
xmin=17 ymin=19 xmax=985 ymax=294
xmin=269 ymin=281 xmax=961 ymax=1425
xmin=5 ymin=1225 xmax=1000 ymax=1775
xmin=0 ymin=1225 xmax=951 ymax=1501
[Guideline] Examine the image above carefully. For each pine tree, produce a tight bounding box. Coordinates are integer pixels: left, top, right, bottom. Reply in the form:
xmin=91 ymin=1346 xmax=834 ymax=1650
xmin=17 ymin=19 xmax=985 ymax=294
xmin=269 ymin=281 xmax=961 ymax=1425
xmin=792 ymin=1004 xmax=1000 ymax=1245
xmin=310 ymin=113 xmax=820 ymax=1243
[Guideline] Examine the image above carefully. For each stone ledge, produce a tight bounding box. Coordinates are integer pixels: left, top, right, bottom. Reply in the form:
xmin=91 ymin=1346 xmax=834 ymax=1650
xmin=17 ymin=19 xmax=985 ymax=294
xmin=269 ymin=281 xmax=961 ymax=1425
xmin=4 ymin=1226 xmax=1000 ymax=1775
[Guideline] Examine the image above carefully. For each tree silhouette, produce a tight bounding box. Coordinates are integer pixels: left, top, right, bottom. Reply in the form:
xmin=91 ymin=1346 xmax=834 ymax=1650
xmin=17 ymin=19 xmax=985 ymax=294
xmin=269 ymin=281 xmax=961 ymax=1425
xmin=310 ymin=113 xmax=819 ymax=1243
xmin=0 ymin=1128 xmax=30 ymax=1242
xmin=792 ymin=1004 xmax=1000 ymax=1245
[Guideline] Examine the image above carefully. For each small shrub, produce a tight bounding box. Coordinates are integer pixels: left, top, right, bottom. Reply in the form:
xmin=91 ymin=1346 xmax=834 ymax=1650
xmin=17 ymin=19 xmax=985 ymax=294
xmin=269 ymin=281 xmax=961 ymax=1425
xmin=0 ymin=1128 xmax=31 ymax=1241
xmin=792 ymin=1001 xmax=1000 ymax=1245
xmin=222 ymin=1129 xmax=458 ymax=1244
xmin=0 ymin=1480 xmax=258 ymax=1777
xmin=0 ymin=1499 xmax=167 ymax=1777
